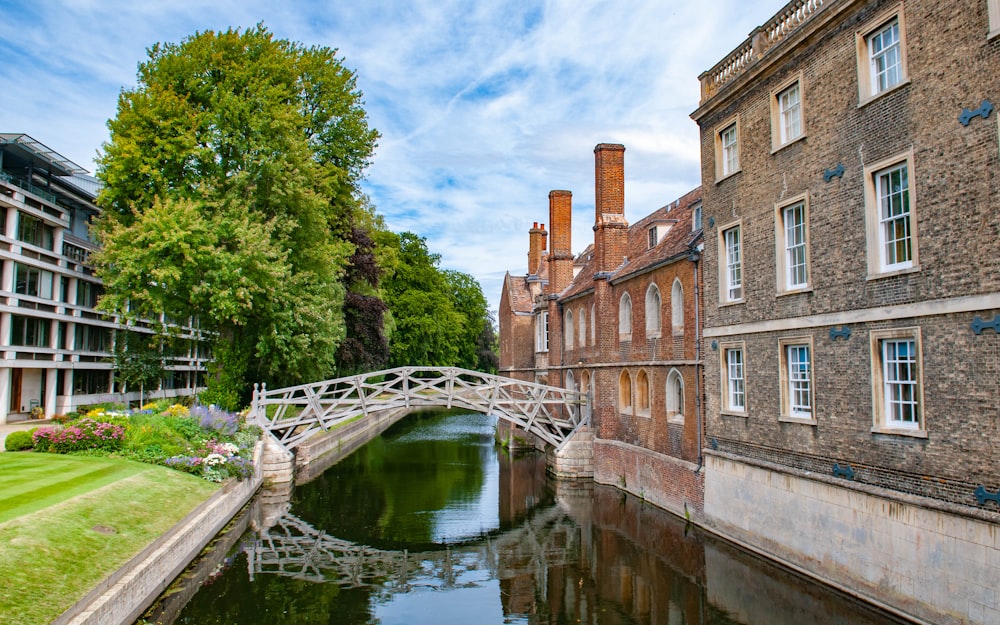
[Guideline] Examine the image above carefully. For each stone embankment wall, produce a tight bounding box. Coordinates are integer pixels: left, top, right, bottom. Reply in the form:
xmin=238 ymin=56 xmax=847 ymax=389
xmin=704 ymin=451 xmax=1000 ymax=625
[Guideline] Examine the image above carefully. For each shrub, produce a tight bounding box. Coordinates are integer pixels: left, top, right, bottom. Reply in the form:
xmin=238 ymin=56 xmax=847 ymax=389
xmin=190 ymin=405 xmax=240 ymax=437
xmin=32 ymin=419 xmax=125 ymax=454
xmin=4 ymin=430 xmax=34 ymax=451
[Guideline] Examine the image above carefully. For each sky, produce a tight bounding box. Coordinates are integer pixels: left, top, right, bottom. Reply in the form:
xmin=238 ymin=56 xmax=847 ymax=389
xmin=0 ymin=0 xmax=786 ymax=312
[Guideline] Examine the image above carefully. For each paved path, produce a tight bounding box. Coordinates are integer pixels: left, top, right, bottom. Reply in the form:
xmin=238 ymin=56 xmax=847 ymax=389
xmin=0 ymin=419 xmax=51 ymax=451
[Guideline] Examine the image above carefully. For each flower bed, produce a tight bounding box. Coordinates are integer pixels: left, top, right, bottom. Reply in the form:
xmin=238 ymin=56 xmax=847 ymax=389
xmin=22 ymin=401 xmax=260 ymax=482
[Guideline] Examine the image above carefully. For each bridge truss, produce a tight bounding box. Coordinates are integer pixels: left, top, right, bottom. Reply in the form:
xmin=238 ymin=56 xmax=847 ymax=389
xmin=249 ymin=367 xmax=590 ymax=452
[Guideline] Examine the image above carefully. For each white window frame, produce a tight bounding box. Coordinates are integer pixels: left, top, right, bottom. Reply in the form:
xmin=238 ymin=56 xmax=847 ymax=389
xmin=779 ymin=337 xmax=815 ymax=423
xmin=564 ymin=309 xmax=574 ymax=350
xmin=648 ymin=227 xmax=658 ymax=249
xmin=578 ymin=306 xmax=587 ymax=347
xmin=856 ymin=7 xmax=909 ymax=105
xmin=590 ymin=303 xmax=595 ymax=346
xmin=870 ymin=327 xmax=925 ymax=436
xmin=666 ymin=368 xmax=685 ymax=423
xmin=618 ymin=293 xmax=632 ymax=341
xmin=718 ymin=222 xmax=743 ymax=304
xmin=720 ymin=341 xmax=747 ymax=415
xmin=645 ymin=283 xmax=662 ymax=338
xmin=692 ymin=203 xmax=703 ymax=231
xmin=770 ymin=74 xmax=805 ymax=150
xmin=535 ymin=311 xmax=549 ymax=353
xmin=990 ymin=0 xmax=1000 ymax=39
xmin=775 ymin=195 xmax=811 ymax=294
xmin=671 ymin=278 xmax=684 ymax=335
xmin=864 ymin=150 xmax=918 ymax=278
xmin=714 ymin=116 xmax=741 ymax=181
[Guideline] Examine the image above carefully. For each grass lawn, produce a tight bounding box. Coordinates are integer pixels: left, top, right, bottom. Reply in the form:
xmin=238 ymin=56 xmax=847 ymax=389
xmin=0 ymin=453 xmax=219 ymax=625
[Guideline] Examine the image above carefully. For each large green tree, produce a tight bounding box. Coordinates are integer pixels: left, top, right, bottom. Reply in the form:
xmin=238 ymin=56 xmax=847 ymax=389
xmin=380 ymin=232 xmax=494 ymax=371
xmin=94 ymin=26 xmax=379 ymax=405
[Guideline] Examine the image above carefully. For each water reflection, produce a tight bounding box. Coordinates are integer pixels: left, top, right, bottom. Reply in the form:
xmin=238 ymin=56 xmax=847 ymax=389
xmin=161 ymin=410 xmax=903 ymax=625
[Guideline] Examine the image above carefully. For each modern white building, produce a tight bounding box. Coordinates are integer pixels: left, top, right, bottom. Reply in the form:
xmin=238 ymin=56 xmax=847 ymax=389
xmin=0 ymin=134 xmax=208 ymax=423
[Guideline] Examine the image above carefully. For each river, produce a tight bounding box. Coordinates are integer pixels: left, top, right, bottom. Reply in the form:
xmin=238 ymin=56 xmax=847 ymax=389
xmin=144 ymin=409 xmax=906 ymax=624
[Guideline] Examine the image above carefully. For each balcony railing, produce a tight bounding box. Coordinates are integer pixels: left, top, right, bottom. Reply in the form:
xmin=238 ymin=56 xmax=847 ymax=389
xmin=0 ymin=171 xmax=58 ymax=204
xmin=699 ymin=0 xmax=827 ymax=104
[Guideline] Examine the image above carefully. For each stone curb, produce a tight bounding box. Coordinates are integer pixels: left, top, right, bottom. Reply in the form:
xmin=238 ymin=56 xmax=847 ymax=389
xmin=52 ymin=442 xmax=264 ymax=625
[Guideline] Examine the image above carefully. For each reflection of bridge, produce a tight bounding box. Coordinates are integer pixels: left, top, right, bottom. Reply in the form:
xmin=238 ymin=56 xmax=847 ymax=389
xmin=246 ymin=505 xmax=580 ymax=592
xmin=249 ymin=367 xmax=590 ymax=452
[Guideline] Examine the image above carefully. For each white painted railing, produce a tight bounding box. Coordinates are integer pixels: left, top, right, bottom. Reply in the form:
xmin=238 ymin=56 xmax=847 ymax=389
xmin=250 ymin=367 xmax=590 ymax=452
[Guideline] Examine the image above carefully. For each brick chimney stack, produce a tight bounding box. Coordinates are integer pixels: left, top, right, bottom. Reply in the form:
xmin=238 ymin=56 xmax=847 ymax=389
xmin=593 ymin=143 xmax=628 ymax=272
xmin=527 ymin=222 xmax=547 ymax=275
xmin=547 ymin=190 xmax=574 ymax=295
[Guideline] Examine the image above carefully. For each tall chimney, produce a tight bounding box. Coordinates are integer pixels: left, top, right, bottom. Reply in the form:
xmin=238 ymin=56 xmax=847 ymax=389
xmin=547 ymin=190 xmax=573 ymax=295
xmin=527 ymin=222 xmax=547 ymax=275
xmin=593 ymin=143 xmax=628 ymax=272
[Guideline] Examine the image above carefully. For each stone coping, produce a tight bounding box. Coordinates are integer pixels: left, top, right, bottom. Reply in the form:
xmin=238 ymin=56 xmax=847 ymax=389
xmin=53 ymin=443 xmax=263 ymax=625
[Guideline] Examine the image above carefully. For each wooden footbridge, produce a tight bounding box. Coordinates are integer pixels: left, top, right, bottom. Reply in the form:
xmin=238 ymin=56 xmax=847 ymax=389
xmin=248 ymin=367 xmax=590 ymax=453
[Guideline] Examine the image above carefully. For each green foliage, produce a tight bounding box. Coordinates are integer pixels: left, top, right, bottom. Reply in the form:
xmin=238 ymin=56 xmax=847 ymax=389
xmin=4 ymin=430 xmax=33 ymax=451
xmin=379 ymin=231 xmax=495 ymax=372
xmin=95 ymin=24 xmax=378 ymax=394
xmin=111 ymin=330 xmax=164 ymax=400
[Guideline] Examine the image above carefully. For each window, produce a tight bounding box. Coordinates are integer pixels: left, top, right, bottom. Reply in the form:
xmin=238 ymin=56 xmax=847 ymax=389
xmin=16 ymin=213 xmax=55 ymax=250
xmin=564 ymin=310 xmax=574 ymax=350
xmin=10 ymin=315 xmax=50 ymax=347
xmin=74 ymin=370 xmax=110 ymax=395
xmin=535 ymin=311 xmax=549 ymax=352
xmin=775 ymin=197 xmax=810 ymax=292
xmin=619 ymin=370 xmax=633 ymax=414
xmin=671 ymin=279 xmax=684 ymax=335
xmin=865 ymin=152 xmax=918 ymax=277
xmin=856 ymin=11 xmax=908 ymax=103
xmin=636 ymin=370 xmax=651 ymax=416
xmin=578 ymin=307 xmax=587 ymax=347
xmin=75 ymin=325 xmax=110 ymax=352
xmin=590 ymin=303 xmax=595 ymax=345
xmin=14 ymin=263 xmax=54 ymax=299
xmin=645 ymin=284 xmax=661 ymax=337
xmin=871 ymin=328 xmax=924 ymax=434
xmin=76 ymin=280 xmax=103 ymax=309
xmin=771 ymin=77 xmax=804 ymax=149
xmin=991 ymin=0 xmax=1000 ymax=39
xmin=619 ymin=293 xmax=632 ymax=339
xmin=648 ymin=227 xmax=658 ymax=249
xmin=719 ymin=224 xmax=743 ymax=302
xmin=692 ymin=203 xmax=703 ymax=231
xmin=717 ymin=121 xmax=740 ymax=179
xmin=779 ymin=338 xmax=814 ymax=422
xmin=721 ymin=343 xmax=746 ymax=414
xmin=666 ymin=369 xmax=684 ymax=422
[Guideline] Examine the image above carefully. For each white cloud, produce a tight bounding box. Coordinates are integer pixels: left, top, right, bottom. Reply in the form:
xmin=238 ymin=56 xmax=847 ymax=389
xmin=0 ymin=0 xmax=785 ymax=314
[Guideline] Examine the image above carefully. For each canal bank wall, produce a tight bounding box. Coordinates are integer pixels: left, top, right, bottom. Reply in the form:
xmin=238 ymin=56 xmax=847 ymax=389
xmin=54 ymin=444 xmax=263 ymax=625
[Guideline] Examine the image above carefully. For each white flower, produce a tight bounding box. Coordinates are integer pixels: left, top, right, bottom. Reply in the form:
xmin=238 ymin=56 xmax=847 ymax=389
xmin=204 ymin=453 xmax=227 ymax=466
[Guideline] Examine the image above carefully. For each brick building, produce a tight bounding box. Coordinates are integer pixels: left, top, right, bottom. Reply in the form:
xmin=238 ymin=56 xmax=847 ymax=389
xmin=500 ymin=143 xmax=705 ymax=518
xmin=691 ymin=0 xmax=1000 ymax=622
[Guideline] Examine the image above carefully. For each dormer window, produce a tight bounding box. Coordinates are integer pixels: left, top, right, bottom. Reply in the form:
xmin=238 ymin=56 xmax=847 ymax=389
xmin=647 ymin=227 xmax=658 ymax=249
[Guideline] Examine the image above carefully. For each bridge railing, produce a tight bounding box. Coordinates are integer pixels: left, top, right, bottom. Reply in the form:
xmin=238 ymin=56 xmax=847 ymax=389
xmin=250 ymin=367 xmax=590 ymax=452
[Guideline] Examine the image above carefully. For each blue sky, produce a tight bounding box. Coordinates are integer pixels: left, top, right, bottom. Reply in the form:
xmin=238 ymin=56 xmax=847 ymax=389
xmin=0 ymin=0 xmax=785 ymax=311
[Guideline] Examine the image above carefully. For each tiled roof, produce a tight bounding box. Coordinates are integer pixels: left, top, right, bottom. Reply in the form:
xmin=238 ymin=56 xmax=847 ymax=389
xmin=559 ymin=187 xmax=702 ymax=301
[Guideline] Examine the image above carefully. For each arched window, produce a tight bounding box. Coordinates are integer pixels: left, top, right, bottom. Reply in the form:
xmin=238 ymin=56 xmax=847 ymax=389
xmin=672 ymin=279 xmax=684 ymax=335
xmin=565 ymin=369 xmax=576 ymax=391
xmin=667 ymin=369 xmax=685 ymax=422
xmin=645 ymin=284 xmax=662 ymax=337
xmin=580 ymin=370 xmax=590 ymax=395
xmin=565 ymin=309 xmax=574 ymax=350
xmin=578 ymin=307 xmax=587 ymax=347
xmin=619 ymin=369 xmax=633 ymax=413
xmin=590 ymin=303 xmax=596 ymax=345
xmin=619 ymin=293 xmax=632 ymax=339
xmin=636 ymin=369 xmax=651 ymax=415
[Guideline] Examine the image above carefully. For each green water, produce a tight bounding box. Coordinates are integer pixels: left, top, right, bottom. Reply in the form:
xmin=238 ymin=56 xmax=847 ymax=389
xmin=160 ymin=409 xmax=904 ymax=624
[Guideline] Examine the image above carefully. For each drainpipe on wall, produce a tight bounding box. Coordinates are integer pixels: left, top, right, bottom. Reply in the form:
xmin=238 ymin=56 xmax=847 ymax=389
xmin=691 ymin=249 xmax=704 ymax=473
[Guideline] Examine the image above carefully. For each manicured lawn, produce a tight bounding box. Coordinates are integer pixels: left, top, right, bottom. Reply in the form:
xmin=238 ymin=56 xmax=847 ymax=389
xmin=0 ymin=453 xmax=219 ymax=625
